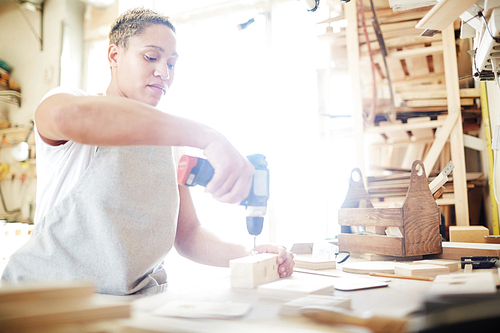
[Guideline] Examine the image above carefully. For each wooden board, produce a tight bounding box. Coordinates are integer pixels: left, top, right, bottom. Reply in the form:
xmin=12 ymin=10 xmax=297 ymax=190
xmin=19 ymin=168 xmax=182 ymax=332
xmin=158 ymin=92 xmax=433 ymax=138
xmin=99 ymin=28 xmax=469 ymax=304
xmin=341 ymin=261 xmax=396 ymax=275
xmin=393 ymin=263 xmax=449 ymax=278
xmin=257 ymin=277 xmax=334 ymax=300
xmin=334 ymin=277 xmax=389 ymax=291
xmin=230 ymin=253 xmax=279 ymax=289
xmin=412 ymin=259 xmax=460 ymax=272
xmin=0 ymin=282 xmax=95 ymax=304
xmin=279 ymin=295 xmax=351 ymax=317
xmin=428 ymin=272 xmax=497 ymax=295
xmin=294 ymin=255 xmax=336 ymax=270
xmin=152 ymin=300 xmax=252 ymax=319
xmin=415 ymin=0 xmax=478 ymax=31
xmin=338 ymin=234 xmax=404 ymax=257
xmin=0 ymin=298 xmax=130 ymax=332
xmin=429 ymin=242 xmax=500 ymax=260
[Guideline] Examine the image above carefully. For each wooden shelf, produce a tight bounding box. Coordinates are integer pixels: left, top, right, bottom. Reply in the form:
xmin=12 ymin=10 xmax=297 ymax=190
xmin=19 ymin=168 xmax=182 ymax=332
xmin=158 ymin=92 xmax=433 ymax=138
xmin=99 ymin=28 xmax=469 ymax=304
xmin=0 ymin=90 xmax=21 ymax=107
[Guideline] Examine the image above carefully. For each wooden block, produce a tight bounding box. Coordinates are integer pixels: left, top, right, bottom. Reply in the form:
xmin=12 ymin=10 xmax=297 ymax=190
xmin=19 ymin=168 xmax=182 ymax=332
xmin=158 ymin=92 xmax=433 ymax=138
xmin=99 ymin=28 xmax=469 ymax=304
xmin=230 ymin=253 xmax=279 ymax=289
xmin=393 ymin=263 xmax=449 ymax=278
xmin=449 ymin=226 xmax=489 ymax=243
xmin=428 ymin=272 xmax=497 ymax=295
xmin=279 ymin=295 xmax=350 ymax=317
xmin=294 ymin=255 xmax=336 ymax=270
xmin=257 ymin=277 xmax=334 ymax=300
xmin=413 ymin=259 xmax=460 ymax=272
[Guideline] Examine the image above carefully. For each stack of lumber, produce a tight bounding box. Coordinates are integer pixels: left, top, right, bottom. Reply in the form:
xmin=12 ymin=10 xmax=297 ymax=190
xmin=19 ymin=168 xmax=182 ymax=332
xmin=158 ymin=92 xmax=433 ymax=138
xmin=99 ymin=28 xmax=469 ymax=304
xmin=366 ymin=171 xmax=485 ymax=204
xmin=0 ymin=281 xmax=130 ymax=332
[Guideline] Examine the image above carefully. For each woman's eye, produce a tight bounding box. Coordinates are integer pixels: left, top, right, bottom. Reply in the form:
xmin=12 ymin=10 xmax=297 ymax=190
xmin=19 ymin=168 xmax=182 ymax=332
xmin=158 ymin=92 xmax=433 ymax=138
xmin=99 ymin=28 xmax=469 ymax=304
xmin=145 ymin=55 xmax=157 ymax=61
xmin=168 ymin=63 xmax=175 ymax=70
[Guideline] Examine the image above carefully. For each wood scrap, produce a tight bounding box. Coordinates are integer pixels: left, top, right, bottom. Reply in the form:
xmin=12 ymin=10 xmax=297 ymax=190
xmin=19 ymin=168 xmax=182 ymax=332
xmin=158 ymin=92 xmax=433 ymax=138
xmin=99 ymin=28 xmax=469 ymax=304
xmin=393 ymin=263 xmax=449 ymax=278
xmin=257 ymin=277 xmax=334 ymax=300
xmin=0 ymin=282 xmax=129 ymax=332
xmin=151 ymin=300 xmax=252 ymax=319
xmin=341 ymin=261 xmax=396 ymax=275
xmin=449 ymin=226 xmax=489 ymax=243
xmin=428 ymin=272 xmax=497 ymax=295
xmin=279 ymin=295 xmax=351 ymax=317
xmin=294 ymin=255 xmax=336 ymax=270
xmin=412 ymin=259 xmax=460 ymax=272
xmin=429 ymin=242 xmax=500 ymax=260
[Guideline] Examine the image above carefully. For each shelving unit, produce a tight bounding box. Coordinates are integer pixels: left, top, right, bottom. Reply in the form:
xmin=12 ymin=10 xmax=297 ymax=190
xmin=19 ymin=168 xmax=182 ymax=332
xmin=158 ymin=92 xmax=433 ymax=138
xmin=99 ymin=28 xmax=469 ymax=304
xmin=320 ymin=0 xmax=482 ymax=229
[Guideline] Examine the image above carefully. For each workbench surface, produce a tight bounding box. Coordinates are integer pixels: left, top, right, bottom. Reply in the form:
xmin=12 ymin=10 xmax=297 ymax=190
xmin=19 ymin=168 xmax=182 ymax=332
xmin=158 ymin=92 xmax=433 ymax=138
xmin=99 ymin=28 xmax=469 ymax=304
xmin=107 ymin=257 xmax=500 ymax=333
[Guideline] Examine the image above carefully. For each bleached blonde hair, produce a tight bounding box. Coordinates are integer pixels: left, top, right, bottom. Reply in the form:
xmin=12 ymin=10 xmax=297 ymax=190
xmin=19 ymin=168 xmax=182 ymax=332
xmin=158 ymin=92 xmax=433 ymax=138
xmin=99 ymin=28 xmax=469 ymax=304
xmin=109 ymin=8 xmax=175 ymax=49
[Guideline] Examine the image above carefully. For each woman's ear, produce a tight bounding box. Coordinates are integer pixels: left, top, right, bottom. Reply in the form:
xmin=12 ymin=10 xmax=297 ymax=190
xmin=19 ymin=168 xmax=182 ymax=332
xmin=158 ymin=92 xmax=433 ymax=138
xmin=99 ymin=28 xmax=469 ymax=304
xmin=108 ymin=44 xmax=119 ymax=67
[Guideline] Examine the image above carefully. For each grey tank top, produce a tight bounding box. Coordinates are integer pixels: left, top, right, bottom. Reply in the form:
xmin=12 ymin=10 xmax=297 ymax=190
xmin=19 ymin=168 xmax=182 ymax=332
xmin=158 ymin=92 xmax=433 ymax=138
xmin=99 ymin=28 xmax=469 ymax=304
xmin=2 ymin=145 xmax=179 ymax=295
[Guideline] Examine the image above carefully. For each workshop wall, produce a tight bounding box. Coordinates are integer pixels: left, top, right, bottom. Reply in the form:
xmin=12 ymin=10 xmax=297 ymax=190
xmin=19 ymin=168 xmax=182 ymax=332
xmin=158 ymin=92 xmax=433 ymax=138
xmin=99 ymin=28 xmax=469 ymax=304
xmin=0 ymin=0 xmax=85 ymax=221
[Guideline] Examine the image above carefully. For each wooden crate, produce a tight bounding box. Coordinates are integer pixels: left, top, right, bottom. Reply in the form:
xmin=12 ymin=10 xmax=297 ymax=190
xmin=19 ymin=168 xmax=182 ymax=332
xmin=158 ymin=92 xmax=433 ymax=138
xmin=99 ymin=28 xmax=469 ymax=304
xmin=338 ymin=160 xmax=442 ymax=257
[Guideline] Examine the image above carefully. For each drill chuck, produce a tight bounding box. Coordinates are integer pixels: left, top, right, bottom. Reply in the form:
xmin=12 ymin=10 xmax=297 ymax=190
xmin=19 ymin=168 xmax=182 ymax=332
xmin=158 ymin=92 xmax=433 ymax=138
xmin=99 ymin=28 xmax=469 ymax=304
xmin=246 ymin=216 xmax=264 ymax=236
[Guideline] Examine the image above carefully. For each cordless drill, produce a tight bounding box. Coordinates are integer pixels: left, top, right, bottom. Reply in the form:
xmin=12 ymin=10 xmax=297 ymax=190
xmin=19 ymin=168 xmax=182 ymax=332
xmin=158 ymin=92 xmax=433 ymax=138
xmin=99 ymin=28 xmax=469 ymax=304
xmin=177 ymin=154 xmax=270 ymax=253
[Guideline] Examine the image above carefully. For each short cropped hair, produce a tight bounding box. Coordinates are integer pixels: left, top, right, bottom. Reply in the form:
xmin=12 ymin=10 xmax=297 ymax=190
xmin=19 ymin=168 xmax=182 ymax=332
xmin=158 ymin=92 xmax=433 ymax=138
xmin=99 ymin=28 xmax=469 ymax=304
xmin=109 ymin=8 xmax=175 ymax=49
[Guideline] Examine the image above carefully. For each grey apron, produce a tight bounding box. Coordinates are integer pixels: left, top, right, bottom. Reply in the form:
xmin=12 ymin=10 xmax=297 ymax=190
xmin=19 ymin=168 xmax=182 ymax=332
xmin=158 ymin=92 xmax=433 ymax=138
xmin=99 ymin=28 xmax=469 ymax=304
xmin=2 ymin=146 xmax=179 ymax=295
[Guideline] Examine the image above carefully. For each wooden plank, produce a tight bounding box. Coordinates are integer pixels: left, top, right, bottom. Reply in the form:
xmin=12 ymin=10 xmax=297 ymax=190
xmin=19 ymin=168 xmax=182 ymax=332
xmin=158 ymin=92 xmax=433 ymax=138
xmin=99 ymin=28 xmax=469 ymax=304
xmin=443 ymin=24 xmax=469 ymax=226
xmin=365 ymin=118 xmax=446 ymax=134
xmin=280 ymin=295 xmax=350 ymax=317
xmin=293 ymin=255 xmax=336 ymax=270
xmin=340 ymin=261 xmax=396 ymax=274
xmin=412 ymin=259 xmax=460 ymax=272
xmin=416 ymin=0 xmax=477 ymax=31
xmin=430 ymin=242 xmax=500 ymax=260
xmin=406 ymin=98 xmax=474 ymax=107
xmin=338 ymin=234 xmax=404 ymax=257
xmin=257 ymin=276 xmax=334 ymax=300
xmin=0 ymin=282 xmax=95 ymax=304
xmin=399 ymin=88 xmax=480 ymax=100
xmin=345 ymin=1 xmax=366 ymax=179
xmin=229 ymin=253 xmax=279 ymax=289
xmin=423 ymin=111 xmax=458 ymax=176
xmin=0 ymin=299 xmax=130 ymax=332
xmin=428 ymin=272 xmax=497 ymax=295
xmin=338 ymin=208 xmax=403 ymax=227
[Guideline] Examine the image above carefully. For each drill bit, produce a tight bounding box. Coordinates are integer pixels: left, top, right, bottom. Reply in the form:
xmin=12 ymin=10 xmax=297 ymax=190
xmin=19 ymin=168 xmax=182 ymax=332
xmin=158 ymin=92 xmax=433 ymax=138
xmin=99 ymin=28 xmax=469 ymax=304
xmin=252 ymin=236 xmax=257 ymax=255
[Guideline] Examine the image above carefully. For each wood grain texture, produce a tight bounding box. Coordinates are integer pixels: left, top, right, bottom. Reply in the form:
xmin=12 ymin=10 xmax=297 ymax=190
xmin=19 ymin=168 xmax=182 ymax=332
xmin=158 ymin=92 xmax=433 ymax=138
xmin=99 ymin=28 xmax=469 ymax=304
xmin=338 ymin=161 xmax=441 ymax=257
xmin=338 ymin=208 xmax=402 ymax=227
xmin=402 ymin=161 xmax=442 ymax=256
xmin=338 ymin=234 xmax=404 ymax=257
xmin=340 ymin=168 xmax=373 ymax=209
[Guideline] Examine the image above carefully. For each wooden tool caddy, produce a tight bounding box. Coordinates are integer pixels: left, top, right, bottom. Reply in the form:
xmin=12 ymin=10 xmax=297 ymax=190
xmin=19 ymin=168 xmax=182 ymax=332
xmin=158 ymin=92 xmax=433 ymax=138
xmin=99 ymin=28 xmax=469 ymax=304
xmin=338 ymin=160 xmax=442 ymax=257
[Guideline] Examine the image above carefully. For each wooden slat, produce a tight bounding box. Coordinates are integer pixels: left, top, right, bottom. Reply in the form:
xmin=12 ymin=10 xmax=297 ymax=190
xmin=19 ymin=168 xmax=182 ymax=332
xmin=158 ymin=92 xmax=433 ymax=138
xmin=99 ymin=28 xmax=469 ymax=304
xmin=338 ymin=207 xmax=403 ymax=227
xmin=338 ymin=234 xmax=404 ymax=257
xmin=415 ymin=0 xmax=477 ymax=31
xmin=365 ymin=118 xmax=446 ymax=134
xmin=405 ymin=98 xmax=474 ymax=107
xmin=442 ymin=24 xmax=469 ymax=226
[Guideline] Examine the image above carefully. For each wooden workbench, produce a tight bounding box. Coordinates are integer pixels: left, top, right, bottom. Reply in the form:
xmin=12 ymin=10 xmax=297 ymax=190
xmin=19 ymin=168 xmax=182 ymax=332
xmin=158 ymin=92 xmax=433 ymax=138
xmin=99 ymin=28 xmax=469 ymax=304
xmin=111 ymin=258 xmax=466 ymax=333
